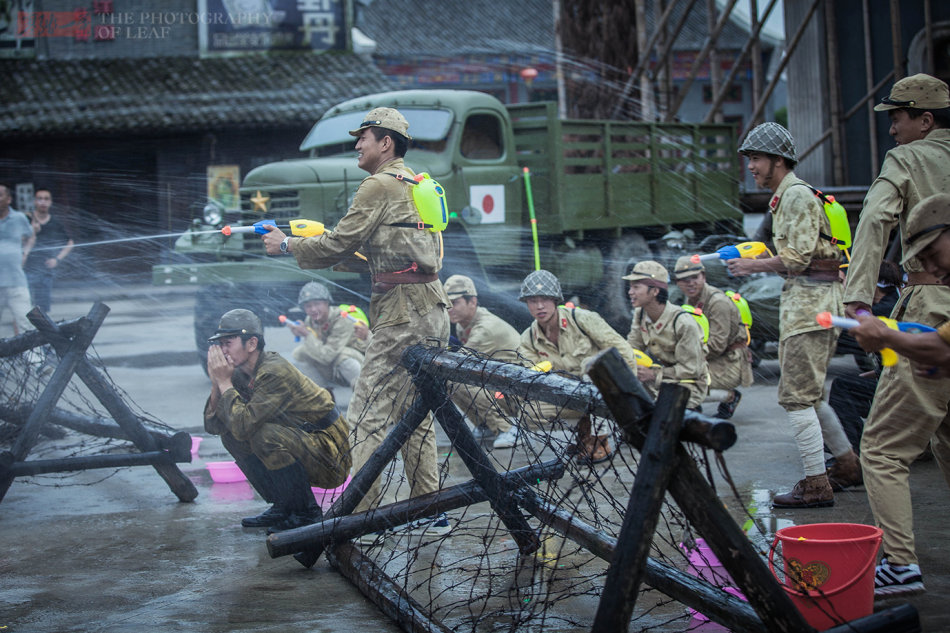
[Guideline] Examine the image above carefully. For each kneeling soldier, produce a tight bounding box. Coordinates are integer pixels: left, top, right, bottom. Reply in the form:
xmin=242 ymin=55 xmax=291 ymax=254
xmin=204 ymin=309 xmax=351 ymax=532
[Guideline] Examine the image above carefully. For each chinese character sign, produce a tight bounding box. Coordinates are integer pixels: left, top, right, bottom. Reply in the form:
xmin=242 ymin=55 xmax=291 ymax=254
xmin=199 ymin=0 xmax=347 ymax=54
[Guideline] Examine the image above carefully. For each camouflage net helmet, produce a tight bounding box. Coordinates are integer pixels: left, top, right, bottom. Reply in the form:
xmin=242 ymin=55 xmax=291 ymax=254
xmin=298 ymin=281 xmax=331 ymax=306
xmin=519 ymin=269 xmax=563 ymax=302
xmin=738 ymin=122 xmax=798 ymax=166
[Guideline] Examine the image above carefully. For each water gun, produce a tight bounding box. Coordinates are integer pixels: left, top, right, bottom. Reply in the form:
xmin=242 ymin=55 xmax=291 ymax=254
xmin=531 ymin=360 xmax=553 ymax=372
xmin=223 ymin=219 xmax=367 ymax=261
xmin=632 ymin=349 xmax=654 ymax=368
xmin=339 ymin=304 xmax=369 ymax=327
xmin=278 ymin=314 xmax=305 ymax=342
xmin=815 ymin=312 xmax=936 ymax=366
xmin=691 ymin=241 xmax=773 ymax=264
xmin=222 ymin=218 xmax=326 ymax=237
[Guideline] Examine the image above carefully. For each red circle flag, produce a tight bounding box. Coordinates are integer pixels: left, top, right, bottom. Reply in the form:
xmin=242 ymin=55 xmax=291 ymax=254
xmin=482 ymin=194 xmax=495 ymax=214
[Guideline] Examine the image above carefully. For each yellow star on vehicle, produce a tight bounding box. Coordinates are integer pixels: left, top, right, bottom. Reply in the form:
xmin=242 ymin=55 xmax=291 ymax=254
xmin=250 ymin=190 xmax=269 ymax=213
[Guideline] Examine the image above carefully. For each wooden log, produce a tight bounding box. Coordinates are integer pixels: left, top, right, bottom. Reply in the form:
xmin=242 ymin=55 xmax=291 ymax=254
xmin=0 ymin=304 xmax=108 ymax=502
xmin=0 ymin=403 xmax=189 ymax=455
xmin=6 ymin=450 xmax=187 ymax=476
xmin=291 ymin=393 xmax=434 ymax=568
xmin=0 ymin=419 xmax=66 ymax=440
xmin=0 ymin=317 xmax=85 ymax=357
xmin=592 ymin=383 xmax=690 ymax=633
xmin=514 ymin=488 xmax=767 ymax=633
xmin=404 ymin=348 xmax=540 ymax=556
xmin=25 ymin=305 xmax=198 ymax=503
xmin=587 ymin=348 xmax=813 ymax=632
xmin=824 ymin=604 xmax=920 ymax=633
xmin=268 ymin=459 xmax=564 ymax=558
xmin=402 ymin=345 xmax=736 ymax=452
xmin=325 ymin=541 xmax=455 ymax=633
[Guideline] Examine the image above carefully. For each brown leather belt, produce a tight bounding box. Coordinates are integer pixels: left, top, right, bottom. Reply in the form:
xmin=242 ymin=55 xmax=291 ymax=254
xmin=905 ymin=271 xmax=943 ymax=286
xmin=788 ymin=258 xmax=842 ymax=282
xmin=372 ymin=271 xmax=439 ymax=293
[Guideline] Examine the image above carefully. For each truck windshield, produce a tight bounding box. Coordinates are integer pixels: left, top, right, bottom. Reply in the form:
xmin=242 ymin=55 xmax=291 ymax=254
xmin=300 ymin=108 xmax=454 ymax=152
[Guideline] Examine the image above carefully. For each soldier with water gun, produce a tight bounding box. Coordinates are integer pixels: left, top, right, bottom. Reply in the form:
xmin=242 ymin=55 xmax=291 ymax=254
xmin=841 ymin=75 xmax=950 ymax=598
xmin=625 ymin=261 xmax=709 ymax=413
xmin=727 ymin=122 xmax=857 ymax=510
xmin=517 ymin=270 xmax=638 ymax=464
xmin=284 ymin=281 xmax=369 ymax=394
xmin=259 ymin=107 xmax=450 ymax=534
xmin=672 ymin=256 xmax=752 ymax=419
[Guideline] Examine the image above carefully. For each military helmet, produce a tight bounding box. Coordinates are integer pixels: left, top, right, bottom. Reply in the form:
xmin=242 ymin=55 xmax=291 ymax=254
xmin=519 ymin=269 xmax=563 ymax=302
xmin=208 ymin=309 xmax=262 ymax=342
xmin=298 ymin=281 xmax=331 ymax=306
xmin=738 ymin=122 xmax=798 ymax=165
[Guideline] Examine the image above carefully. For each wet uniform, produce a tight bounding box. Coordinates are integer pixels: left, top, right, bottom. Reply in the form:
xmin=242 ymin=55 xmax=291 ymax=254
xmin=453 ymin=306 xmax=520 ymax=434
xmin=203 ymin=351 xmax=351 ymax=488
xmin=519 ymin=306 xmax=635 ymax=427
xmin=288 ymin=156 xmax=449 ymax=512
xmin=844 ymin=128 xmax=950 ymax=566
xmin=693 ymin=283 xmax=753 ymax=392
xmin=627 ymin=301 xmax=709 ymax=409
xmin=292 ymin=309 xmax=368 ymax=388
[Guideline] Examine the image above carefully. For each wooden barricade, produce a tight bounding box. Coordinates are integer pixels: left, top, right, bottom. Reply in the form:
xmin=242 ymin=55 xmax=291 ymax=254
xmin=266 ymin=344 xmax=918 ymax=633
xmin=0 ymin=303 xmax=197 ymax=503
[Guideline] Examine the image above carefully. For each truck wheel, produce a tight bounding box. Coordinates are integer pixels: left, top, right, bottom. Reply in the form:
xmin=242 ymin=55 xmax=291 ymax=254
xmin=599 ymin=233 xmax=650 ymax=333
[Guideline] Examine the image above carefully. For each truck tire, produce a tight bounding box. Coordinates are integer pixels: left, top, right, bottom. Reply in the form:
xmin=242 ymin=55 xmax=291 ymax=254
xmin=599 ymin=233 xmax=650 ymax=334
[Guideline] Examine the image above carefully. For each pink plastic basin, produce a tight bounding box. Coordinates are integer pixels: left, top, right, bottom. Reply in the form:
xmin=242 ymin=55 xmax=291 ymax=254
xmin=312 ymin=475 xmax=352 ymax=508
xmin=206 ymin=461 xmax=247 ymax=484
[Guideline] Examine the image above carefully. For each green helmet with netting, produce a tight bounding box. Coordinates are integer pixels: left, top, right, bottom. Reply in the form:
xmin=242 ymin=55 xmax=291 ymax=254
xmin=738 ymin=122 xmax=798 ymax=166
xmin=519 ymin=270 xmax=563 ymax=302
xmin=298 ymin=281 xmax=332 ymax=307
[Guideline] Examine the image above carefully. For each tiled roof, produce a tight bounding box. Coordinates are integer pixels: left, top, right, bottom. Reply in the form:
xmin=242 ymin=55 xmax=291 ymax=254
xmin=359 ymin=0 xmax=774 ymax=57
xmin=0 ymin=53 xmax=393 ymax=139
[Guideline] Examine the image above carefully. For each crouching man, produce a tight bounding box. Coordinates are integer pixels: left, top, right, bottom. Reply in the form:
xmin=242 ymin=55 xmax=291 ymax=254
xmin=204 ymin=309 xmax=351 ymax=532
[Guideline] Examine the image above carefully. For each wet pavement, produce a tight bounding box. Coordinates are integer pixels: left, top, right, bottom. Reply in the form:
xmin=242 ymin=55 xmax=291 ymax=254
xmin=1 ymin=282 xmax=947 ymax=632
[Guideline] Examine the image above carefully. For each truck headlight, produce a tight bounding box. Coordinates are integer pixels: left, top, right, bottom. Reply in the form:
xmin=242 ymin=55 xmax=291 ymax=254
xmin=203 ymin=202 xmax=224 ymax=226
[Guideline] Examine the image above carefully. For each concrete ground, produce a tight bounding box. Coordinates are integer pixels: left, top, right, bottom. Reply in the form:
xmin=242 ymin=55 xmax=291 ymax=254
xmin=1 ymin=282 xmax=947 ymax=632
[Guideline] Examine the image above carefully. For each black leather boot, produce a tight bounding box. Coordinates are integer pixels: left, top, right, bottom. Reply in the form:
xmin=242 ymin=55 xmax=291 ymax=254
xmin=236 ymin=456 xmax=289 ymax=528
xmin=265 ymin=462 xmax=323 ymax=534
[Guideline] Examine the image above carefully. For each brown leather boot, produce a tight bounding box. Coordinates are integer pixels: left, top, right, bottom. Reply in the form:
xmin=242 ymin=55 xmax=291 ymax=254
xmin=572 ymin=415 xmax=592 ymax=460
xmin=590 ymin=435 xmax=612 ymax=464
xmin=827 ymin=450 xmax=863 ymax=492
xmin=772 ymin=474 xmax=835 ymax=508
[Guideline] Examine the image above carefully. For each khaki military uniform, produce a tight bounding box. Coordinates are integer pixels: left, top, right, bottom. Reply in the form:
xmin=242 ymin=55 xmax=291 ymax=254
xmin=693 ymin=283 xmax=753 ymax=391
xmin=290 ymin=157 xmax=449 ymax=513
xmin=627 ymin=301 xmax=709 ymax=409
xmin=203 ymin=351 xmax=351 ymax=488
xmin=771 ymin=173 xmax=844 ymax=410
xmin=292 ymin=310 xmax=367 ymax=388
xmin=843 ymin=129 xmax=950 ymax=566
xmin=518 ymin=306 xmax=635 ymax=429
xmin=452 ymin=306 xmax=520 ymax=434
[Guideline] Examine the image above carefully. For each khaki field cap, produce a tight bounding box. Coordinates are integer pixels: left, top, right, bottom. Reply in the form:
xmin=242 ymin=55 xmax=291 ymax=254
xmin=349 ymin=106 xmax=412 ymax=139
xmin=208 ymin=309 xmax=262 ymax=342
xmin=673 ymin=255 xmax=705 ymax=280
xmin=623 ymin=260 xmax=670 ymax=288
xmin=443 ymin=274 xmax=477 ymax=298
xmin=902 ymin=193 xmax=950 ymax=264
xmin=875 ymin=74 xmax=950 ymax=111
xmin=298 ymin=281 xmax=331 ymax=306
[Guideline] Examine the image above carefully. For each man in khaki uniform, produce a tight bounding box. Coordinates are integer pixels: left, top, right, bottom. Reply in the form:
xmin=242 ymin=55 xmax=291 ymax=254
xmin=262 ymin=107 xmax=449 ymax=530
xmin=673 ymin=256 xmax=752 ymax=418
xmin=727 ymin=122 xmax=858 ymax=509
xmin=289 ymin=281 xmax=368 ymax=390
xmin=626 ymin=261 xmax=708 ymax=411
xmin=444 ymin=274 xmax=523 ymax=448
xmin=518 ymin=269 xmax=636 ymax=463
xmin=842 ymin=75 xmax=950 ymax=597
xmin=204 ymin=310 xmax=351 ymax=532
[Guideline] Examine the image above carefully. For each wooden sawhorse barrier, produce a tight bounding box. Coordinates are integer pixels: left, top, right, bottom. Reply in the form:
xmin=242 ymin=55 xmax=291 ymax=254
xmin=0 ymin=302 xmax=197 ymax=504
xmin=267 ymin=345 xmax=918 ymax=633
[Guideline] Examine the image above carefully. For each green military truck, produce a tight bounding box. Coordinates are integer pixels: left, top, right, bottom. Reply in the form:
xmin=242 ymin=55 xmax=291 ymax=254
xmin=153 ymin=89 xmax=744 ymax=364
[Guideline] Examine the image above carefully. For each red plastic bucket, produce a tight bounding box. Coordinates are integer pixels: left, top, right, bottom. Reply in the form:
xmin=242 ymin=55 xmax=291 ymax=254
xmin=769 ymin=523 xmax=882 ymax=630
